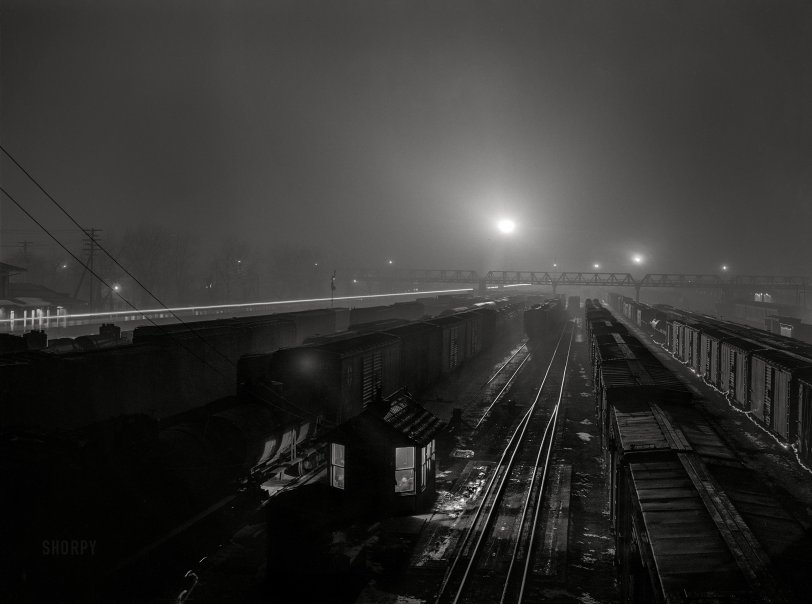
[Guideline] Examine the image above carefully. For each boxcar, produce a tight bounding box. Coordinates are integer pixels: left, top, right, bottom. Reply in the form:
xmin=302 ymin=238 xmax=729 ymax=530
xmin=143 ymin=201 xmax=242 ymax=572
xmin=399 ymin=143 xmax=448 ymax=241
xmin=615 ymin=451 xmax=771 ymax=604
xmin=383 ymin=322 xmax=442 ymax=394
xmin=749 ymin=349 xmax=812 ymax=440
xmin=524 ymin=299 xmax=566 ymax=342
xmin=266 ymin=332 xmax=402 ymax=422
xmin=720 ymin=336 xmax=765 ymax=410
xmin=698 ymin=327 xmax=731 ymax=389
xmin=595 ymin=357 xmax=692 ymax=446
xmin=797 ymin=370 xmax=812 ymax=466
xmin=425 ymin=314 xmax=469 ymax=374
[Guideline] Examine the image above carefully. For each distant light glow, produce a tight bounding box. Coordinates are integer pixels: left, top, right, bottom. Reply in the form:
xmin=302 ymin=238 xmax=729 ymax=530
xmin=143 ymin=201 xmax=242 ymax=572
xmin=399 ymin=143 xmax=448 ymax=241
xmin=593 ymin=263 xmax=600 ymax=270
xmin=353 ymin=279 xmax=358 ymax=283
xmin=387 ymin=259 xmax=394 ymax=265
xmin=0 ymin=287 xmax=475 ymax=325
xmin=496 ymin=219 xmax=516 ymax=234
xmin=722 ymin=265 xmax=728 ymax=271
xmin=632 ymin=255 xmax=643 ymax=264
xmin=552 ymin=263 xmax=557 ymax=269
xmin=487 ymin=283 xmax=531 ymax=289
xmin=112 ymin=284 xmax=121 ymax=292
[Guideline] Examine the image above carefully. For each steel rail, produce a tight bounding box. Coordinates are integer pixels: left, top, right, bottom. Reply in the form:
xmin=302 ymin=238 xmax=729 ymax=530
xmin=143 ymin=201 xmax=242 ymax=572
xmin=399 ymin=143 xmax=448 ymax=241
xmin=434 ymin=323 xmax=570 ymax=604
xmin=474 ymin=348 xmax=533 ymax=430
xmin=485 ymin=342 xmax=528 ymax=385
xmin=514 ymin=327 xmax=574 ymax=603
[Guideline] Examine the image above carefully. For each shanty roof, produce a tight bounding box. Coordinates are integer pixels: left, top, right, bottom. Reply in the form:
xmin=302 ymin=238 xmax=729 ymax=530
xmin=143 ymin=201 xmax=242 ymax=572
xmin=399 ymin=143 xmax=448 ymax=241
xmin=323 ymin=389 xmax=443 ymax=446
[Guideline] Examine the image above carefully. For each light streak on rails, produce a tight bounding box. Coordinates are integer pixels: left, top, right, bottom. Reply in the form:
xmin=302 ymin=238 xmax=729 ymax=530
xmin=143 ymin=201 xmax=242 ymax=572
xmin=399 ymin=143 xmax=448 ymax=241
xmin=0 ymin=287 xmax=476 ymax=331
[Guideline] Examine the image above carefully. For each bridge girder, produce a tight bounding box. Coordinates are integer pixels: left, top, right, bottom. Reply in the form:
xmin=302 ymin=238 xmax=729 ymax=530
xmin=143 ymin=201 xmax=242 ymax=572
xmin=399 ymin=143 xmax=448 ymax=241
xmin=343 ymin=269 xmax=810 ymax=293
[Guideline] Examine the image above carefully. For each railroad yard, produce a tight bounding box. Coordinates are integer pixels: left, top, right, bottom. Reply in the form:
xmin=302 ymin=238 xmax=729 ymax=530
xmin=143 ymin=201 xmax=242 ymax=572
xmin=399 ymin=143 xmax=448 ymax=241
xmin=7 ymin=295 xmax=812 ymax=603
xmin=141 ymin=296 xmax=812 ymax=604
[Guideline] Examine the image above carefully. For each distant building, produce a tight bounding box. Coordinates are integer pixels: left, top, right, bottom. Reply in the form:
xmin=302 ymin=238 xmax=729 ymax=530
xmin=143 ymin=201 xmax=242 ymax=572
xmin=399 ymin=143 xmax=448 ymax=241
xmin=0 ymin=263 xmax=83 ymax=330
xmin=322 ymin=389 xmax=442 ymax=516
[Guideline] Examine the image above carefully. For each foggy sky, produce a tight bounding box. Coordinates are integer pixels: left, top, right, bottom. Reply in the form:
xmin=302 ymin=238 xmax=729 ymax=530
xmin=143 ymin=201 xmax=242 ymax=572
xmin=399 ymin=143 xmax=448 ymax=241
xmin=2 ymin=0 xmax=811 ymax=275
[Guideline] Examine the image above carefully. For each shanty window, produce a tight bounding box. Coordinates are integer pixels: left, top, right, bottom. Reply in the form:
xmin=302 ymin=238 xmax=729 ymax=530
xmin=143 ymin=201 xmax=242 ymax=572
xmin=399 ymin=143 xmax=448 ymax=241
xmin=420 ymin=446 xmax=427 ymax=492
xmin=331 ymin=443 xmax=345 ymax=490
xmin=395 ymin=446 xmax=415 ymax=494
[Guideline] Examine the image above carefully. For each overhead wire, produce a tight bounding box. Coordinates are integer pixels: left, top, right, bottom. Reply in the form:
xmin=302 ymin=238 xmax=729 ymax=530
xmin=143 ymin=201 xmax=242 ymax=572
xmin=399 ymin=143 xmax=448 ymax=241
xmin=0 ymin=175 xmax=319 ymax=422
xmin=0 ymin=143 xmax=239 ymax=370
xmin=0 ymin=184 xmax=236 ymax=383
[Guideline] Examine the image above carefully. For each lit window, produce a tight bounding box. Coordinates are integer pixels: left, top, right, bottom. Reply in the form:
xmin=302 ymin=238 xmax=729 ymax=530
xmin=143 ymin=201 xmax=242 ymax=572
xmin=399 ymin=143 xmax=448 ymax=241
xmin=331 ymin=443 xmax=345 ymax=490
xmin=420 ymin=446 xmax=427 ymax=492
xmin=395 ymin=446 xmax=415 ymax=494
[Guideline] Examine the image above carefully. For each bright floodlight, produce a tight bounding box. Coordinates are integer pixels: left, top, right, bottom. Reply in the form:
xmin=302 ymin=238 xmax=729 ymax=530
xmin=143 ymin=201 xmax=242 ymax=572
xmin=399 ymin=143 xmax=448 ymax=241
xmin=496 ymin=219 xmax=516 ymax=234
xmin=632 ymin=255 xmax=643 ymax=264
xmin=593 ymin=263 xmax=600 ymax=270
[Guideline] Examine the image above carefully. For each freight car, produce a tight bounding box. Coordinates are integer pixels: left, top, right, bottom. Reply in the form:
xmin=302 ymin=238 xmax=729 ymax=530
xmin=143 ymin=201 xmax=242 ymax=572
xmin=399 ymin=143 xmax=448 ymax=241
xmin=605 ymin=292 xmax=812 ymax=476
xmin=749 ymin=349 xmax=812 ymax=440
xmin=259 ymin=332 xmax=403 ymax=423
xmin=523 ymin=298 xmax=566 ymax=342
xmin=588 ymin=306 xmax=808 ymax=602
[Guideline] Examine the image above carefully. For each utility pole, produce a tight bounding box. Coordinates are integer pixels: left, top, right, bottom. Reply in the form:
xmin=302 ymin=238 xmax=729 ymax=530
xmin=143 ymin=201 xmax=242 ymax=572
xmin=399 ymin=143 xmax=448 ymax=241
xmin=17 ymin=240 xmax=33 ymax=261
xmin=72 ymin=228 xmax=102 ymax=310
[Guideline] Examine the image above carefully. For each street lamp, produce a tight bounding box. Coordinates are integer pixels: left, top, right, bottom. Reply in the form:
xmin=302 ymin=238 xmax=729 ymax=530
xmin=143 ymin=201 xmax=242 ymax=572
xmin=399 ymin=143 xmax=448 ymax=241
xmin=721 ymin=264 xmax=728 ymax=272
xmin=496 ymin=218 xmax=516 ymax=234
xmin=593 ymin=263 xmax=600 ymax=270
xmin=632 ymin=254 xmax=643 ymax=265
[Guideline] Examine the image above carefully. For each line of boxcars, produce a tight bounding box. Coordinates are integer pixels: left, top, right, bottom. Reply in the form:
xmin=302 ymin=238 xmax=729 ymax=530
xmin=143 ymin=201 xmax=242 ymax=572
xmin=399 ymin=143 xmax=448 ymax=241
xmin=0 ymin=296 xmax=507 ymax=432
xmin=584 ymin=298 xmax=811 ymax=603
xmin=240 ymin=297 xmax=526 ymax=425
xmin=1 ymin=294 xmax=527 ymax=601
xmin=607 ymin=292 xmax=812 ymax=468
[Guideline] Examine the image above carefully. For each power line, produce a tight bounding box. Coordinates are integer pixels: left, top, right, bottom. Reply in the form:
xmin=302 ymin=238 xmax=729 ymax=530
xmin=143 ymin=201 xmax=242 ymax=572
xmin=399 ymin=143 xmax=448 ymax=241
xmin=0 ymin=143 xmax=239 ymax=370
xmin=1 ymin=146 xmax=320 ymax=422
xmin=0 ymin=169 xmax=319 ymax=423
xmin=0 ymin=184 xmax=234 ymax=383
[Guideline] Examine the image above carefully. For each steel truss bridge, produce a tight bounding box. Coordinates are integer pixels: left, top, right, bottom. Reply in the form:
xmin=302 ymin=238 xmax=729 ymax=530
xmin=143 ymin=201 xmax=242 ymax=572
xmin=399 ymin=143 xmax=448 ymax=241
xmin=345 ymin=269 xmax=809 ymax=303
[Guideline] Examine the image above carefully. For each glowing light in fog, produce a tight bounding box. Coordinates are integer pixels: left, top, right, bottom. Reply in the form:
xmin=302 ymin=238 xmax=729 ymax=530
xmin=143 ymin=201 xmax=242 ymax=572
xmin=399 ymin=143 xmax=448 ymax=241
xmin=593 ymin=263 xmax=600 ymax=270
xmin=632 ymin=255 xmax=643 ymax=265
xmin=496 ymin=219 xmax=516 ymax=234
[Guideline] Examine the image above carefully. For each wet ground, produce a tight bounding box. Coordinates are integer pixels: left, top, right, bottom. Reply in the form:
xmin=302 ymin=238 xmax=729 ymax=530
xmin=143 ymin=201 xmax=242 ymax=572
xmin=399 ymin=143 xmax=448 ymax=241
xmin=168 ymin=322 xmax=620 ymax=604
xmin=356 ymin=322 xmax=619 ymax=603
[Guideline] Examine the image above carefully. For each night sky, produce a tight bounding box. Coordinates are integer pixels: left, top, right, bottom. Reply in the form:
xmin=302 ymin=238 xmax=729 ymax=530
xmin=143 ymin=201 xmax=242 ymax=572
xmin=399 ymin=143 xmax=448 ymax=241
xmin=2 ymin=0 xmax=811 ymax=275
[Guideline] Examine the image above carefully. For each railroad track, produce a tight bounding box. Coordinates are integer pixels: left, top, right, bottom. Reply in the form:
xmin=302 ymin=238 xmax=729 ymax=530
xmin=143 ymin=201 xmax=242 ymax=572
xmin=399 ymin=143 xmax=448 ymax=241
xmin=435 ymin=324 xmax=575 ymax=604
xmin=475 ymin=342 xmax=533 ymax=430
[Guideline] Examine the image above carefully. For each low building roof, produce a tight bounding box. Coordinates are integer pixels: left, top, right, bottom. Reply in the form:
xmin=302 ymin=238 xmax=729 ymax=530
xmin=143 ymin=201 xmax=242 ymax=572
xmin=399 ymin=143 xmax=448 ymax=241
xmin=323 ymin=390 xmax=443 ymax=447
xmin=0 ymin=262 xmax=26 ymax=275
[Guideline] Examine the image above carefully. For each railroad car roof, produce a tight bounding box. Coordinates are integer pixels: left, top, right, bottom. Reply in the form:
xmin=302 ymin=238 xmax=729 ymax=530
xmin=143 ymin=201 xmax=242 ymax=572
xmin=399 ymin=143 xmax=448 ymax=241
xmin=382 ymin=322 xmax=438 ymax=336
xmin=720 ymin=336 xmax=767 ymax=352
xmin=323 ymin=391 xmax=442 ymax=446
xmin=426 ymin=314 xmax=468 ymax=327
xmin=600 ymin=358 xmax=688 ymax=392
xmin=309 ymin=331 xmax=400 ymax=356
xmin=752 ymin=347 xmax=812 ymax=370
xmin=626 ymin=458 xmax=755 ymax=600
xmin=613 ymin=407 xmax=673 ymax=453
